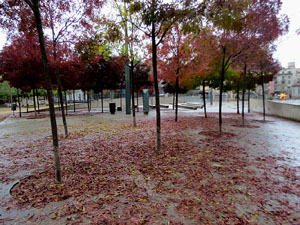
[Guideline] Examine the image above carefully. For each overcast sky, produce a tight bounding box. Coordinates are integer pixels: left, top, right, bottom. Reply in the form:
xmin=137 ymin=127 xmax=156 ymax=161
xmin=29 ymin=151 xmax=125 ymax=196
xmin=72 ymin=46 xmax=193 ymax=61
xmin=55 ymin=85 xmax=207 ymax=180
xmin=0 ymin=0 xmax=299 ymax=68
xmin=273 ymin=0 xmax=300 ymax=68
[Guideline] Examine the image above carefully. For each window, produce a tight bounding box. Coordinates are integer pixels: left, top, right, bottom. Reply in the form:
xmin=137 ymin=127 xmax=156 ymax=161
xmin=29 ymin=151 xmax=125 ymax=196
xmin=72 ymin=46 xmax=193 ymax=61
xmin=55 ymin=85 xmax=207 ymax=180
xmin=288 ymin=76 xmax=291 ymax=79
xmin=282 ymin=76 xmax=285 ymax=80
xmin=281 ymin=81 xmax=285 ymax=84
xmin=288 ymin=80 xmax=291 ymax=84
xmin=275 ymin=81 xmax=278 ymax=84
xmin=298 ymin=87 xmax=300 ymax=95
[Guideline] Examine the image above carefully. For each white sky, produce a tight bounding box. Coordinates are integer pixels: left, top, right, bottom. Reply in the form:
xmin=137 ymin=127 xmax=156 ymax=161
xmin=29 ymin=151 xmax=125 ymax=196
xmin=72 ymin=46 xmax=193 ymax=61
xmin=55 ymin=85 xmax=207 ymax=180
xmin=0 ymin=0 xmax=300 ymax=68
xmin=273 ymin=0 xmax=300 ymax=68
xmin=0 ymin=28 xmax=6 ymax=49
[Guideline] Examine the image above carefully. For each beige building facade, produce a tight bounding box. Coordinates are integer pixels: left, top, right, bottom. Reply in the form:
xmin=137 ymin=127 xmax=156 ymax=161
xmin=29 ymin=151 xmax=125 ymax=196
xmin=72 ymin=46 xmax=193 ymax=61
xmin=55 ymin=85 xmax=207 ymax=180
xmin=273 ymin=62 xmax=300 ymax=98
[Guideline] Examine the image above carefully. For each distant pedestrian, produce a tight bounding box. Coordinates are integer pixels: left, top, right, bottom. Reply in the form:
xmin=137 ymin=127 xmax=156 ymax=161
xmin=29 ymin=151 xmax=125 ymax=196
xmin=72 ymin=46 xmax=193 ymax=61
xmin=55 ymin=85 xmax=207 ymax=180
xmin=11 ymin=103 xmax=17 ymax=116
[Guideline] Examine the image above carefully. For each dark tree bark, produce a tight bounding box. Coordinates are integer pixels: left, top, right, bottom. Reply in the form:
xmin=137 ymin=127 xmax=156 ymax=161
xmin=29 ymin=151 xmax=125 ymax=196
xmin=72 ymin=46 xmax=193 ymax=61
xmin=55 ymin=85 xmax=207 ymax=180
xmin=130 ymin=61 xmax=136 ymax=127
xmin=17 ymin=89 xmax=22 ymax=117
xmin=120 ymin=84 xmax=123 ymax=109
xmin=136 ymin=92 xmax=139 ymax=112
xmin=36 ymin=89 xmax=40 ymax=114
xmin=64 ymin=91 xmax=68 ymax=116
xmin=202 ymin=80 xmax=207 ymax=118
xmin=219 ymin=48 xmax=226 ymax=135
xmin=175 ymin=75 xmax=179 ymax=122
xmin=26 ymin=96 xmax=29 ymax=113
xmin=87 ymin=92 xmax=90 ymax=112
xmin=236 ymin=84 xmax=240 ymax=114
xmin=248 ymin=89 xmax=250 ymax=113
xmin=90 ymin=93 xmax=92 ymax=111
xmin=33 ymin=88 xmax=37 ymax=118
xmin=172 ymin=92 xmax=175 ymax=110
xmin=151 ymin=6 xmax=161 ymax=152
xmin=26 ymin=0 xmax=61 ymax=183
xmin=73 ymin=90 xmax=76 ymax=112
xmin=57 ymin=95 xmax=61 ymax=111
xmin=242 ymin=64 xmax=247 ymax=127
xmin=89 ymin=93 xmax=91 ymax=111
xmin=261 ymin=72 xmax=266 ymax=120
xmin=53 ymin=44 xmax=68 ymax=137
xmin=101 ymin=89 xmax=104 ymax=113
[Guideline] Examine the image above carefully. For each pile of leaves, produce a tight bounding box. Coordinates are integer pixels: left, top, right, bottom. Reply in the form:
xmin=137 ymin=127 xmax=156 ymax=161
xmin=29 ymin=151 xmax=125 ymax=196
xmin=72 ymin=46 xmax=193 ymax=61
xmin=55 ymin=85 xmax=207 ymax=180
xmin=3 ymin=113 xmax=300 ymax=224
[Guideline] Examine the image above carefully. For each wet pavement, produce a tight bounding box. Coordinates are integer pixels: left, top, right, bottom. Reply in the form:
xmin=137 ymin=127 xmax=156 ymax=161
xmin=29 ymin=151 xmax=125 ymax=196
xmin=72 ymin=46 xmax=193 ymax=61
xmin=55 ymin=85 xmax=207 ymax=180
xmin=0 ymin=101 xmax=300 ymax=224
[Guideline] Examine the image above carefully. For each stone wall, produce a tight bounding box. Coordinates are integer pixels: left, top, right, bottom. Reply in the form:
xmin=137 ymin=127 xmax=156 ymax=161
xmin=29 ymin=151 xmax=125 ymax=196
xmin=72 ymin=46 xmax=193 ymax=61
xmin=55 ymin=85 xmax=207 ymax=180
xmin=250 ymin=98 xmax=300 ymax=121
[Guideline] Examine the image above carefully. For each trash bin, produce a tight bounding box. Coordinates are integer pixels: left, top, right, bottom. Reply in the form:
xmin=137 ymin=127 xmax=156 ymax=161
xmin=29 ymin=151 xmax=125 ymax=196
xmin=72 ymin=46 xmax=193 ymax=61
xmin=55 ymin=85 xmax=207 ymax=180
xmin=109 ymin=103 xmax=116 ymax=114
xmin=117 ymin=106 xmax=122 ymax=111
xmin=11 ymin=103 xmax=17 ymax=111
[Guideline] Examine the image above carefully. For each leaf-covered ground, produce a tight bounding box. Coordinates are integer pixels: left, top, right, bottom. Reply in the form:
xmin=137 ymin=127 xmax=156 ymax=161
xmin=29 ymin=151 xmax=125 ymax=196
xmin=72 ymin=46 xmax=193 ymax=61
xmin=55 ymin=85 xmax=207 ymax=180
xmin=1 ymin=110 xmax=300 ymax=224
xmin=0 ymin=113 xmax=9 ymax=123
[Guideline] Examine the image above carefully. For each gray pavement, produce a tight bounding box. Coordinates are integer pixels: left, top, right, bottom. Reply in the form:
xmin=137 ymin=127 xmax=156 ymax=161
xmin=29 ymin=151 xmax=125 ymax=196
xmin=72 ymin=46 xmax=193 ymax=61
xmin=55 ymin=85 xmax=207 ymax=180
xmin=0 ymin=100 xmax=300 ymax=223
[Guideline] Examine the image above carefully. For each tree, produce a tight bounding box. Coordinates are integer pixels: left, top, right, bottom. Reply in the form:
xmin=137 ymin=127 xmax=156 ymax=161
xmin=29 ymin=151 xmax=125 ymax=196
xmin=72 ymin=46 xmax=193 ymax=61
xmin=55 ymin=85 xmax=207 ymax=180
xmin=181 ymin=30 xmax=217 ymax=119
xmin=156 ymin=24 xmax=193 ymax=122
xmin=105 ymin=0 xmax=144 ymax=127
xmin=249 ymin=48 xmax=280 ymax=120
xmin=41 ymin=0 xmax=104 ymax=137
xmin=205 ymin=0 xmax=288 ymax=134
xmin=57 ymin=55 xmax=83 ymax=113
xmin=25 ymin=0 xmax=62 ymax=182
xmin=0 ymin=35 xmax=47 ymax=117
xmin=0 ymin=0 xmax=62 ymax=182
xmin=133 ymin=0 xmax=197 ymax=152
xmin=0 ymin=81 xmax=17 ymax=104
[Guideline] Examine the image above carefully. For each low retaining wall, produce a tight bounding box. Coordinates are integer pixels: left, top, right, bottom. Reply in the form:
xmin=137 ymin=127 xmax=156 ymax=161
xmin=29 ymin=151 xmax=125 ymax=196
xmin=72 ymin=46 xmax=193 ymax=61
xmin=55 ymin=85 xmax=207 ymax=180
xmin=250 ymin=98 xmax=300 ymax=121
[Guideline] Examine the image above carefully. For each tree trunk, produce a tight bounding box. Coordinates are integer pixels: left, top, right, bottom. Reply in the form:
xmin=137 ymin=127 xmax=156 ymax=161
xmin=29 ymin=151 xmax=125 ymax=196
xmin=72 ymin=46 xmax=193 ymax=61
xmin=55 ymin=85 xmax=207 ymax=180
xmin=33 ymin=88 xmax=37 ymax=118
xmin=175 ymin=75 xmax=179 ymax=122
xmin=73 ymin=90 xmax=76 ymax=112
xmin=90 ymin=93 xmax=92 ymax=110
xmin=136 ymin=92 xmax=139 ymax=112
xmin=30 ymin=0 xmax=61 ymax=183
xmin=172 ymin=92 xmax=175 ymax=110
xmin=17 ymin=89 xmax=22 ymax=118
xmin=53 ymin=43 xmax=68 ymax=137
xmin=37 ymin=89 xmax=40 ymax=114
xmin=236 ymin=84 xmax=240 ymax=114
xmin=87 ymin=92 xmax=90 ymax=112
xmin=151 ymin=4 xmax=161 ymax=152
xmin=248 ymin=89 xmax=250 ymax=113
xmin=64 ymin=91 xmax=68 ymax=116
xmin=242 ymin=64 xmax=246 ymax=127
xmin=202 ymin=80 xmax=207 ymax=118
xmin=101 ymin=89 xmax=104 ymax=113
xmin=120 ymin=86 xmax=122 ymax=110
xmin=261 ymin=72 xmax=266 ymax=121
xmin=89 ymin=93 xmax=92 ymax=111
xmin=57 ymin=95 xmax=60 ymax=111
xmin=26 ymin=96 xmax=29 ymax=113
xmin=219 ymin=47 xmax=226 ymax=135
xmin=130 ymin=62 xmax=136 ymax=127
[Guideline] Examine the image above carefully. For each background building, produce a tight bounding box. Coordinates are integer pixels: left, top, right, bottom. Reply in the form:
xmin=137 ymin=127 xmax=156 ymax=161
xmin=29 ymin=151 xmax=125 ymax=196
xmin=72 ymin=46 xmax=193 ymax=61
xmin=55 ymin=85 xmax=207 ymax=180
xmin=292 ymin=82 xmax=300 ymax=99
xmin=273 ymin=62 xmax=300 ymax=98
